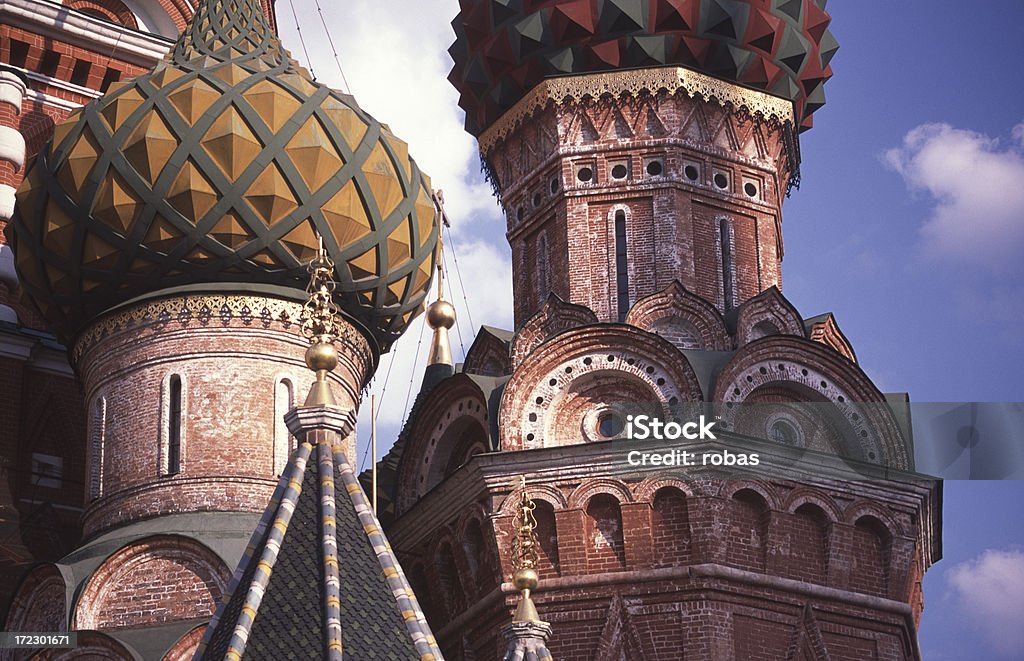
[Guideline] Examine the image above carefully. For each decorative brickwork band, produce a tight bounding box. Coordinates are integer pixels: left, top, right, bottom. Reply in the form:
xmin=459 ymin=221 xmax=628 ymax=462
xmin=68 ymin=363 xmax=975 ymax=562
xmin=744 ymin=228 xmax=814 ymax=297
xmin=478 ymin=66 xmax=796 ymax=157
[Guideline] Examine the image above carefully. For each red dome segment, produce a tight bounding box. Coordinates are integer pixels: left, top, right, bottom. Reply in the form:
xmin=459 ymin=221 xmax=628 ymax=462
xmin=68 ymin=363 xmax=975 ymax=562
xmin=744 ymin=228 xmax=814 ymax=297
xmin=449 ymin=0 xmax=837 ymax=136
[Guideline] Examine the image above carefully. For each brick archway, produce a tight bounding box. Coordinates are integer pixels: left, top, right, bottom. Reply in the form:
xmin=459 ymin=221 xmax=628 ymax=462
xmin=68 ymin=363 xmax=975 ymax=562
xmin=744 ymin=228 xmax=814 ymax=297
xmin=73 ymin=535 xmax=230 ymax=630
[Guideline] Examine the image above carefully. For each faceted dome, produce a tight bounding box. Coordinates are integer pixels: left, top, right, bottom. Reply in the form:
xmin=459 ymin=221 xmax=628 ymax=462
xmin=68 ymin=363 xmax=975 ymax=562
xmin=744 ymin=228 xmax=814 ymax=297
xmin=8 ymin=0 xmax=437 ymax=351
xmin=449 ymin=0 xmax=838 ymax=135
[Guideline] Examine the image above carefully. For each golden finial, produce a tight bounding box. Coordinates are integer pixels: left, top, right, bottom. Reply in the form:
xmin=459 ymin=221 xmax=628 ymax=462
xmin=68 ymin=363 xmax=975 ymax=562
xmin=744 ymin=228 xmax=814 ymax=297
xmin=510 ymin=476 xmax=542 ymax=623
xmin=300 ymin=233 xmax=341 ymax=407
xmin=425 ymin=190 xmax=456 ymax=367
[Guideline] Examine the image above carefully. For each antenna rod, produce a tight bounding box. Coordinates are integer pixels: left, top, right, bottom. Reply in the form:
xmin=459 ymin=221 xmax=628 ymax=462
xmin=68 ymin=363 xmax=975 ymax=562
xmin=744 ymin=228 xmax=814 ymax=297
xmin=371 ymin=394 xmax=377 ymax=514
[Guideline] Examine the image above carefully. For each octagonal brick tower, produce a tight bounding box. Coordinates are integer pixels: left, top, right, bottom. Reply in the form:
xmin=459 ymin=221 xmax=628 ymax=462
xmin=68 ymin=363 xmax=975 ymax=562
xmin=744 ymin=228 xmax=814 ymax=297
xmin=3 ymin=0 xmax=438 ymax=651
xmin=450 ymin=0 xmax=836 ymax=327
xmin=369 ymin=3 xmax=939 ymax=660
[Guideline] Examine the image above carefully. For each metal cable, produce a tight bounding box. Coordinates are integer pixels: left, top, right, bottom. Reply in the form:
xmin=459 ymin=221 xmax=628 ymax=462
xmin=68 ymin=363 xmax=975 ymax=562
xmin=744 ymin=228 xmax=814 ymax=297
xmin=444 ymin=224 xmax=476 ymax=333
xmin=286 ymin=0 xmax=317 ymax=80
xmin=313 ymin=0 xmax=352 ymax=93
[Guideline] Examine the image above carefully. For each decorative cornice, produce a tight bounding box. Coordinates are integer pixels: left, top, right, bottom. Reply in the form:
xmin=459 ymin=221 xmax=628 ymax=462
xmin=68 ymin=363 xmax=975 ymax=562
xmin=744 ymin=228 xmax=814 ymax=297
xmin=477 ymin=66 xmax=796 ymax=157
xmin=0 ymin=0 xmax=174 ymax=68
xmin=71 ymin=293 xmax=372 ymax=368
xmin=284 ymin=405 xmax=358 ymax=439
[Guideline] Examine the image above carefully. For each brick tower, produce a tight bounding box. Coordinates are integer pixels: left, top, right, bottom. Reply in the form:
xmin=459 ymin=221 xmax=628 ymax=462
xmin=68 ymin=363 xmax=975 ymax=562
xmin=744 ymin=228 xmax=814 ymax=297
xmin=374 ymin=2 xmax=941 ymax=660
xmin=2 ymin=0 xmax=438 ymax=655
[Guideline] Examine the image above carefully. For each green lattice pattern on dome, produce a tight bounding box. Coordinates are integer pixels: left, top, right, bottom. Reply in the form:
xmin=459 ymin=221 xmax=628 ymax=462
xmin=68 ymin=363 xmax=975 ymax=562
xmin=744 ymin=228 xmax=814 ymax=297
xmin=449 ymin=0 xmax=838 ymax=136
xmin=8 ymin=0 xmax=438 ymax=352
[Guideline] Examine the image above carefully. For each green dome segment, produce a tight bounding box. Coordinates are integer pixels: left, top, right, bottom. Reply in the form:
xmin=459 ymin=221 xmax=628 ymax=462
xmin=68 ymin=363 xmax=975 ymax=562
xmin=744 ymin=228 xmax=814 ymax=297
xmin=449 ymin=0 xmax=838 ymax=136
xmin=7 ymin=0 xmax=438 ymax=352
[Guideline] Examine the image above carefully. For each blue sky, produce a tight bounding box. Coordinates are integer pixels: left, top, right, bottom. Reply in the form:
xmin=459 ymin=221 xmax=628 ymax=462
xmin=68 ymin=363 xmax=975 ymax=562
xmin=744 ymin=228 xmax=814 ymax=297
xmin=280 ymin=2 xmax=1024 ymax=657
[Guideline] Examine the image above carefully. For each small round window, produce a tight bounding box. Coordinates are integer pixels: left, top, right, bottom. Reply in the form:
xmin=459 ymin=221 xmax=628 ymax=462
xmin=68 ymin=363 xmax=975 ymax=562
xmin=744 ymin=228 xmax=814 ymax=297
xmin=744 ymin=182 xmax=758 ymax=197
xmin=550 ymin=177 xmax=560 ymax=194
xmin=714 ymin=173 xmax=729 ymax=189
xmin=646 ymin=160 xmax=663 ymax=176
xmin=611 ymin=164 xmax=628 ymax=180
xmin=598 ymin=412 xmax=625 ymax=438
xmin=768 ymin=419 xmax=800 ymax=445
xmin=684 ymin=164 xmax=699 ymax=181
xmin=577 ymin=166 xmax=594 ymax=182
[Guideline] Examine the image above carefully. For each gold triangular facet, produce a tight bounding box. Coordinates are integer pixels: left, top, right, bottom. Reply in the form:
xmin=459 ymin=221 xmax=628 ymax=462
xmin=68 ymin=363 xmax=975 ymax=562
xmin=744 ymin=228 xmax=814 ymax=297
xmin=385 ymin=275 xmax=409 ymax=306
xmin=100 ymin=87 xmax=146 ymax=133
xmin=348 ymin=246 xmax=377 ymax=280
xmin=361 ymin=142 xmax=404 ymax=219
xmin=245 ymin=162 xmax=297 ymax=225
xmin=320 ymin=95 xmax=368 ymax=151
xmin=56 ymin=128 xmax=100 ymax=202
xmin=413 ymin=186 xmax=435 ymax=248
xmin=284 ymin=115 xmax=343 ymax=192
xmin=211 ymin=211 xmax=255 ymax=249
xmin=42 ymin=200 xmax=77 ymax=258
xmin=245 ymin=79 xmax=301 ymax=133
xmin=123 ymin=110 xmax=178 ymax=185
xmin=168 ymin=160 xmax=218 ymax=221
xmin=385 ymin=220 xmax=412 ymax=270
xmin=280 ymin=220 xmax=320 ymax=262
xmin=93 ymin=171 xmax=143 ymax=235
xmin=82 ymin=232 xmax=119 ymax=269
xmin=150 ymin=64 xmax=187 ymax=89
xmin=202 ymin=104 xmax=262 ymax=180
xmin=168 ymin=79 xmax=220 ymax=126
xmin=50 ymin=109 xmax=82 ymax=153
xmin=143 ymin=215 xmax=184 ymax=253
xmin=322 ymin=180 xmax=371 ymax=246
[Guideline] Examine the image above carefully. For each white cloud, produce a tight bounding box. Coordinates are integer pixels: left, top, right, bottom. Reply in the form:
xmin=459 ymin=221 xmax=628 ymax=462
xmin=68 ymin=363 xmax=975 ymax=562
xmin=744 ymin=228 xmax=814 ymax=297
xmin=276 ymin=2 xmax=516 ymax=464
xmin=947 ymin=549 xmax=1024 ymax=656
xmin=884 ymin=122 xmax=1024 ymax=271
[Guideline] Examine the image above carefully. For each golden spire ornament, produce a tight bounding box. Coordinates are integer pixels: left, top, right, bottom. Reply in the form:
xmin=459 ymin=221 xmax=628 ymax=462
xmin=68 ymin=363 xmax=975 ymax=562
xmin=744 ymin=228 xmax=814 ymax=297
xmin=502 ymin=478 xmax=554 ymax=661
xmin=510 ymin=477 xmax=542 ymax=623
xmin=425 ymin=191 xmax=456 ymax=368
xmin=300 ymin=233 xmax=342 ymax=407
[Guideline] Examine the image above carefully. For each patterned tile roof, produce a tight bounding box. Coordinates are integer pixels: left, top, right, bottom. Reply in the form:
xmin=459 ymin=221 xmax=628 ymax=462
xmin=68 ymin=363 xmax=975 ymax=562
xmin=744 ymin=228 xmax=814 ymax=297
xmin=196 ymin=440 xmax=441 ymax=660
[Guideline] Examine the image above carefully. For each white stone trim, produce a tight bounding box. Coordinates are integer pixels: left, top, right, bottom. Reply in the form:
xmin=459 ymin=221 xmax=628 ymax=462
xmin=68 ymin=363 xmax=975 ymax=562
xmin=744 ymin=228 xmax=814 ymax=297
xmin=25 ymin=87 xmax=85 ymax=112
xmin=0 ymin=185 xmax=16 ymax=224
xmin=0 ymin=125 xmax=25 ymax=170
xmin=0 ymin=325 xmax=75 ymax=376
xmin=0 ymin=0 xmax=174 ymax=68
xmin=21 ymin=67 xmax=102 ymax=101
xmin=0 ymin=70 xmax=27 ymax=111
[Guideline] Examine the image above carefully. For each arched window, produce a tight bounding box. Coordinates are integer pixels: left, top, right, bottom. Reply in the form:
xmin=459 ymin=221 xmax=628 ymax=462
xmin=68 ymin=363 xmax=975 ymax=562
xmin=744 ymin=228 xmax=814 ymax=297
xmin=89 ymin=396 xmax=107 ymax=500
xmin=586 ymin=494 xmax=626 ymax=571
xmin=720 ymin=218 xmax=736 ymax=311
xmin=537 ymin=233 xmax=549 ymax=305
xmin=652 ymin=487 xmax=690 ymax=567
xmin=615 ymin=210 xmax=629 ymax=321
xmin=167 ymin=375 xmax=182 ymax=475
xmin=274 ymin=377 xmax=295 ymax=475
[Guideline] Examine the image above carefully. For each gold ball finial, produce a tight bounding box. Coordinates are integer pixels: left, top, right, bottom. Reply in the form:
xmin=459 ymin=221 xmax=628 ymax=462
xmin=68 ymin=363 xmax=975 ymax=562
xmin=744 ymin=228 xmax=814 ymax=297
xmin=305 ymin=342 xmax=339 ymax=372
xmin=513 ymin=567 xmax=539 ymax=592
xmin=425 ymin=299 xmax=457 ymax=330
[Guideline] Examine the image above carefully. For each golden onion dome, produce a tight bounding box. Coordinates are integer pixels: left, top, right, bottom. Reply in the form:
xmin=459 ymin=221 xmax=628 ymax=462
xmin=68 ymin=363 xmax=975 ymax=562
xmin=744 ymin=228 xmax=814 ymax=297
xmin=7 ymin=0 xmax=437 ymax=352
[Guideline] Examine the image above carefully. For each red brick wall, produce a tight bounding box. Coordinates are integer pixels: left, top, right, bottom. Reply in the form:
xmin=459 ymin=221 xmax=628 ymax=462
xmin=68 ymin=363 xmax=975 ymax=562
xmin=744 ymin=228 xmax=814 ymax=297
xmin=489 ymin=86 xmax=789 ymax=329
xmin=75 ymin=294 xmax=371 ymax=536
